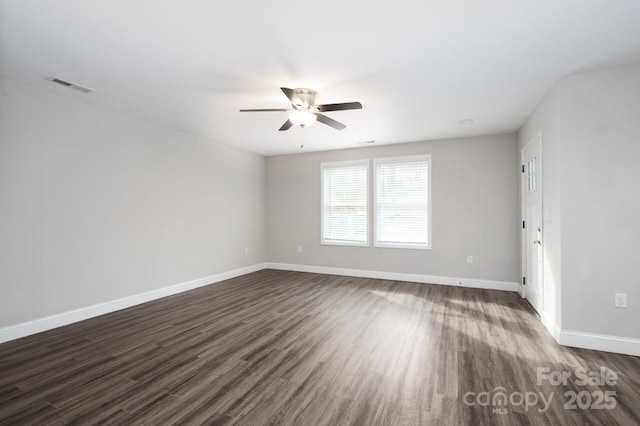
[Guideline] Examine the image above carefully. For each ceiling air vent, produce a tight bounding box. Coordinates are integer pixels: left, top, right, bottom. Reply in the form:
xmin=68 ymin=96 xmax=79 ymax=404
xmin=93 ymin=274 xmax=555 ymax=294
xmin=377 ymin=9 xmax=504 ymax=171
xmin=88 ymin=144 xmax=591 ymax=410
xmin=46 ymin=77 xmax=93 ymax=93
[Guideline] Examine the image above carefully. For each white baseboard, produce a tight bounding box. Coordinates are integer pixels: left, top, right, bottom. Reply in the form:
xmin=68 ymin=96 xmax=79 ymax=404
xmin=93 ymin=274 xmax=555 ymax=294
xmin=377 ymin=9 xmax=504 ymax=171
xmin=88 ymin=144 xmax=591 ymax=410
xmin=559 ymin=329 xmax=640 ymax=357
xmin=533 ymin=309 xmax=640 ymax=357
xmin=541 ymin=313 xmax=561 ymax=342
xmin=4 ymin=263 xmax=637 ymax=358
xmin=0 ymin=263 xmax=266 ymax=344
xmin=265 ymin=262 xmax=519 ymax=292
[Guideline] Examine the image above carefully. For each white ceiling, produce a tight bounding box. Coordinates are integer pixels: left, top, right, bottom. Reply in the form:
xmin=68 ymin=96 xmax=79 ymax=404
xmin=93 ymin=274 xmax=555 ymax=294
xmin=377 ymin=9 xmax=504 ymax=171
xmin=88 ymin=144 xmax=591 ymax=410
xmin=2 ymin=1 xmax=640 ymax=156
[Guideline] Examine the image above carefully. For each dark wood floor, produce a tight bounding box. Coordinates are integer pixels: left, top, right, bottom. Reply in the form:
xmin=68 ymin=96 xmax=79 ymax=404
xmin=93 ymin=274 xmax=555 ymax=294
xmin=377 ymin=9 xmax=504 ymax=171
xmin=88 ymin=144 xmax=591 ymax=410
xmin=1 ymin=270 xmax=639 ymax=425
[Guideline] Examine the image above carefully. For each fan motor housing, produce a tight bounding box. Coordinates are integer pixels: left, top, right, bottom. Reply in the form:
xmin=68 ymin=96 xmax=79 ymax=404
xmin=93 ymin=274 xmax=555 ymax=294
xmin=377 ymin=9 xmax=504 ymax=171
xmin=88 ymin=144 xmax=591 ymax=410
xmin=293 ymin=88 xmax=317 ymax=109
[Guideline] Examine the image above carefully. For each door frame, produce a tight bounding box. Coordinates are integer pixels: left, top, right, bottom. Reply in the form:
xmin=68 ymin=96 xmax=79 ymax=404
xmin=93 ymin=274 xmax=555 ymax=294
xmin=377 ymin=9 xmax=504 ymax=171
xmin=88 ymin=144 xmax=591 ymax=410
xmin=521 ymin=131 xmax=544 ymax=311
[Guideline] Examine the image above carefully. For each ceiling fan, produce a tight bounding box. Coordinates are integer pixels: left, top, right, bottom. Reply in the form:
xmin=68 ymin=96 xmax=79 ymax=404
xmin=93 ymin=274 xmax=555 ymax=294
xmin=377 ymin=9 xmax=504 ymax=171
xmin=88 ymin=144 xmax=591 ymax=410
xmin=240 ymin=87 xmax=362 ymax=131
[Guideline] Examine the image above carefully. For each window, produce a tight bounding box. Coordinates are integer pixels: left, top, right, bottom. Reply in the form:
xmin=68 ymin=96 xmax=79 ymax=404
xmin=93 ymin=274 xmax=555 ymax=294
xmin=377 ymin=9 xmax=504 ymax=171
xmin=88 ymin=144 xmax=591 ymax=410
xmin=526 ymin=157 xmax=537 ymax=192
xmin=374 ymin=155 xmax=431 ymax=249
xmin=321 ymin=160 xmax=369 ymax=246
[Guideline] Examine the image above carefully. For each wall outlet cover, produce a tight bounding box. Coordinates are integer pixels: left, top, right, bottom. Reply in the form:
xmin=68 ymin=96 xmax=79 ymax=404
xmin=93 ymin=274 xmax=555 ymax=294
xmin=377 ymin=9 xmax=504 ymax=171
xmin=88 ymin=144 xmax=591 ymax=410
xmin=614 ymin=293 xmax=627 ymax=308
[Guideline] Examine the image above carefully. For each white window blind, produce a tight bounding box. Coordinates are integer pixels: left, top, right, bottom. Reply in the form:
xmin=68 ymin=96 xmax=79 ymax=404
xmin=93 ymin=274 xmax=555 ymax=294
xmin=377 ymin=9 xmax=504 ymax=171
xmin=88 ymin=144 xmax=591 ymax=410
xmin=321 ymin=160 xmax=369 ymax=246
xmin=374 ymin=155 xmax=431 ymax=249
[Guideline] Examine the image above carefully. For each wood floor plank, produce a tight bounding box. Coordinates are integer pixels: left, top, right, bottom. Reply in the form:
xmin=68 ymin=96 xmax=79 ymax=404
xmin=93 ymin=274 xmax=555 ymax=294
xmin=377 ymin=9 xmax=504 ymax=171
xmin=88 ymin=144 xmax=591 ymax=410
xmin=1 ymin=269 xmax=639 ymax=425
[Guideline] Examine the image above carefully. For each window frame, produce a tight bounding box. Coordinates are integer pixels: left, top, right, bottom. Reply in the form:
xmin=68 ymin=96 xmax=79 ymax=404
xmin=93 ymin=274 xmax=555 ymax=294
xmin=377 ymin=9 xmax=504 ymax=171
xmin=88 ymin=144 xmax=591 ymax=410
xmin=320 ymin=159 xmax=370 ymax=247
xmin=373 ymin=154 xmax=432 ymax=250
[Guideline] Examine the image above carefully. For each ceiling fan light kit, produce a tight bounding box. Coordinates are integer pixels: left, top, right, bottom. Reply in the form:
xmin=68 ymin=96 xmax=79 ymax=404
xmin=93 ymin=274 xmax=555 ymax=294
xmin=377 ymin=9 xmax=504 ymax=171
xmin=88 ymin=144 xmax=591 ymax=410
xmin=240 ymin=87 xmax=362 ymax=131
xmin=289 ymin=110 xmax=317 ymax=127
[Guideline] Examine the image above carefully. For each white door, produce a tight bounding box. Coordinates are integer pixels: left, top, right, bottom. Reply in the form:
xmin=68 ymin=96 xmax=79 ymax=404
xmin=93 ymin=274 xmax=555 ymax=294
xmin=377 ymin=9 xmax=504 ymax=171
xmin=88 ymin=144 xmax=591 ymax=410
xmin=522 ymin=134 xmax=543 ymax=314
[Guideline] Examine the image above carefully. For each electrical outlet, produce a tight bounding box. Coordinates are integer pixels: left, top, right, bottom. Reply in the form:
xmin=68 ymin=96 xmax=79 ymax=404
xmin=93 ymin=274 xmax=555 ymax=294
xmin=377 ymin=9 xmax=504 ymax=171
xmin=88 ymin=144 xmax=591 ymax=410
xmin=297 ymin=246 xmax=302 ymax=253
xmin=467 ymin=255 xmax=473 ymax=264
xmin=244 ymin=247 xmax=249 ymax=255
xmin=614 ymin=293 xmax=627 ymax=308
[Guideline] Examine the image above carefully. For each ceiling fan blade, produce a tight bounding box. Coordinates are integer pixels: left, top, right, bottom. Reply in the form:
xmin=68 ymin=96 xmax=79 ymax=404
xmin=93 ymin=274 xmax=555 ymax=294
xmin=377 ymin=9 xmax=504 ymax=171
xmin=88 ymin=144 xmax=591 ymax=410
xmin=281 ymin=87 xmax=301 ymax=106
xmin=315 ymin=113 xmax=346 ymax=130
xmin=316 ymin=102 xmax=362 ymax=112
xmin=239 ymin=108 xmax=289 ymax=112
xmin=279 ymin=119 xmax=294 ymax=131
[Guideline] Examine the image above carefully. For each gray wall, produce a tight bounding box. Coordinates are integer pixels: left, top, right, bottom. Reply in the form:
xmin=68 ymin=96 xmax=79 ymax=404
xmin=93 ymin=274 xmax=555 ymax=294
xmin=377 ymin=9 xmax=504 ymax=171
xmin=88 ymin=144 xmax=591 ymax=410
xmin=519 ymin=63 xmax=640 ymax=339
xmin=560 ymin=64 xmax=640 ymax=338
xmin=267 ymin=134 xmax=520 ymax=283
xmin=0 ymin=77 xmax=266 ymax=328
